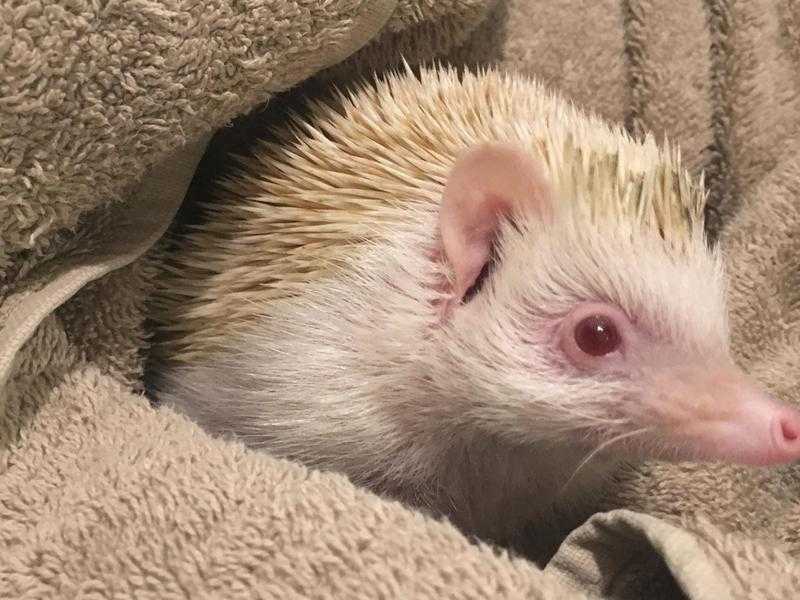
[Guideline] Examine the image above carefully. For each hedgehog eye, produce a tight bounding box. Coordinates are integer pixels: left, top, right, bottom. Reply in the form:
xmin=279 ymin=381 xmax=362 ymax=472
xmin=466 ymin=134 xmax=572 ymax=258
xmin=559 ymin=303 xmax=630 ymax=370
xmin=573 ymin=314 xmax=621 ymax=357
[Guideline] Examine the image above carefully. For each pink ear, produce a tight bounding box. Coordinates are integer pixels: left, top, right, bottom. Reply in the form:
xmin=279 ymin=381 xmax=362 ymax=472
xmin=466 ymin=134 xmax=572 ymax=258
xmin=439 ymin=142 xmax=552 ymax=307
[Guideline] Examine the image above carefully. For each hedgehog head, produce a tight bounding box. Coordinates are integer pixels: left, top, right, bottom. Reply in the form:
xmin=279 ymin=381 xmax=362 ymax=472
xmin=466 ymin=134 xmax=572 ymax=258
xmin=429 ymin=139 xmax=800 ymax=468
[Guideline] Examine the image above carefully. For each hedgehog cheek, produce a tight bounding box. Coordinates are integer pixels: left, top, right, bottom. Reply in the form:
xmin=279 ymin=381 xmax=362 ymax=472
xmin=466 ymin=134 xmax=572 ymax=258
xmin=438 ymin=142 xmax=553 ymax=317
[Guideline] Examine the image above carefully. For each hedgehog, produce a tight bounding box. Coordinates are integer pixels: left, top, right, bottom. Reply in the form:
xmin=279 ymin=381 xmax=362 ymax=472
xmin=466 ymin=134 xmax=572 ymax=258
xmin=151 ymin=66 xmax=800 ymax=548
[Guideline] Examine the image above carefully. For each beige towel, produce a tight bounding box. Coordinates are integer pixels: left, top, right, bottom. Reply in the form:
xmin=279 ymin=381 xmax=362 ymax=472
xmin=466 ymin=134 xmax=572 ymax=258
xmin=2 ymin=0 xmax=799 ymax=598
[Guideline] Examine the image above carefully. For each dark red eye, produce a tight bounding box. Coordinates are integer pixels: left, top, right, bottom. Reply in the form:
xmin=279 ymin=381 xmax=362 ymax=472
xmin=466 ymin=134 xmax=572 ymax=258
xmin=574 ymin=314 xmax=621 ymax=357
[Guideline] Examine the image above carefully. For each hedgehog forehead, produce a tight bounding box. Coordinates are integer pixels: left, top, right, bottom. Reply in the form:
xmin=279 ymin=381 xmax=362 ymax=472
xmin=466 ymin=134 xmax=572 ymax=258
xmin=497 ymin=215 xmax=728 ymax=352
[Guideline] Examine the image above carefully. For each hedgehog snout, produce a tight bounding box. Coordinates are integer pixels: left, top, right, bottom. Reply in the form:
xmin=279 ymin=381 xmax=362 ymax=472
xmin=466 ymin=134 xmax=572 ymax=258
xmin=636 ymin=363 xmax=800 ymax=466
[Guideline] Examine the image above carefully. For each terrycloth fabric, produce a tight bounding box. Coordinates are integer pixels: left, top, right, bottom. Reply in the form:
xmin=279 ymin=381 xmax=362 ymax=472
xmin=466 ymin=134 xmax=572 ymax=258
xmin=0 ymin=0 xmax=396 ymax=391
xmin=2 ymin=2 xmax=800 ymax=600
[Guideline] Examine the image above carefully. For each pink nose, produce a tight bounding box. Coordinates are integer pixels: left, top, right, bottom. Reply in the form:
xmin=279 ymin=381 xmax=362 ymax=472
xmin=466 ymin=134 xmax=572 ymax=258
xmin=676 ymin=387 xmax=800 ymax=467
xmin=732 ymin=403 xmax=800 ymax=466
xmin=773 ymin=411 xmax=800 ymax=461
xmin=651 ymin=363 xmax=800 ymax=467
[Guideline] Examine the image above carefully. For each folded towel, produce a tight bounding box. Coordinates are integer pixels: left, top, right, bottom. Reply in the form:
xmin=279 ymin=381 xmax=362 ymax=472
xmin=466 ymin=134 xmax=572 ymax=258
xmin=2 ymin=0 xmax=798 ymax=598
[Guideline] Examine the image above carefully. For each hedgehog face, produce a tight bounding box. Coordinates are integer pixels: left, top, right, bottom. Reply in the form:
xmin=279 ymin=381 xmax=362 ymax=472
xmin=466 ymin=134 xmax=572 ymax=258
xmin=431 ymin=143 xmax=800 ymax=468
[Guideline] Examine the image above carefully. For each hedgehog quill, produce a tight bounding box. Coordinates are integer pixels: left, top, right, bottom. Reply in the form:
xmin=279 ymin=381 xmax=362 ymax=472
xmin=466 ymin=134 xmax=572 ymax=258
xmin=152 ymin=67 xmax=800 ymax=546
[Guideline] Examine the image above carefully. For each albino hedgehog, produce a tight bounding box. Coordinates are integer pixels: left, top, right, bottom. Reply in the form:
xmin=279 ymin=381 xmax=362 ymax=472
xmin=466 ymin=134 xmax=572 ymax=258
xmin=153 ymin=66 xmax=800 ymax=546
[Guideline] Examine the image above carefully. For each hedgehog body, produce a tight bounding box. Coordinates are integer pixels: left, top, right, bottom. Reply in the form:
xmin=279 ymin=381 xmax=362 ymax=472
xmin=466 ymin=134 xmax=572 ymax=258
xmin=153 ymin=67 xmax=800 ymax=548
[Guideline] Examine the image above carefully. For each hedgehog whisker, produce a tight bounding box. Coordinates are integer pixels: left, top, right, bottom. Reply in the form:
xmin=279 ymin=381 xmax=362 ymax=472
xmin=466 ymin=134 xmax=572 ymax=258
xmin=558 ymin=426 xmax=653 ymax=495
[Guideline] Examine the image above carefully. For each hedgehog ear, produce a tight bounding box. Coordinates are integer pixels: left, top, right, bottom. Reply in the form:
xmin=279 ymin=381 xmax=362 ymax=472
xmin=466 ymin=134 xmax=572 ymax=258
xmin=439 ymin=142 xmax=553 ymax=307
